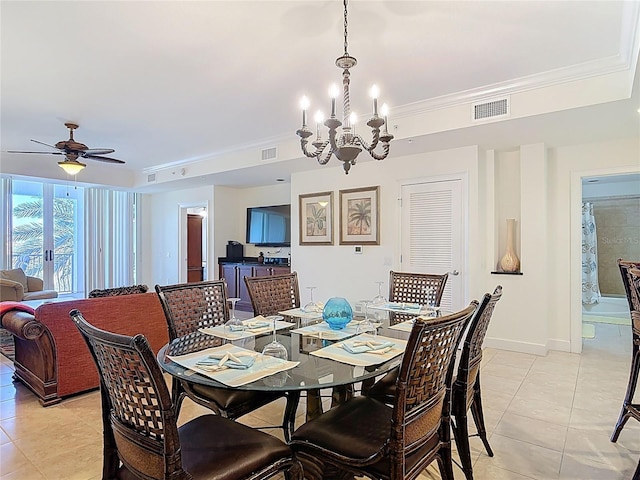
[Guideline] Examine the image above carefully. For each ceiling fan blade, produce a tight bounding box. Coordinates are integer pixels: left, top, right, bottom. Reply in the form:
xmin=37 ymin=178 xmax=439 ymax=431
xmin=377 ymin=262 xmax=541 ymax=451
xmin=84 ymin=155 xmax=126 ymax=164
xmin=6 ymin=150 xmax=64 ymax=155
xmin=30 ymin=139 xmax=62 ymax=150
xmin=82 ymin=148 xmax=115 ymax=155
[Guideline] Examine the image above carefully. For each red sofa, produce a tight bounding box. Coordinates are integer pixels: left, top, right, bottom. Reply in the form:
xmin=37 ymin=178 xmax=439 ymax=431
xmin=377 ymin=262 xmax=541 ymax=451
xmin=0 ymin=293 xmax=169 ymax=406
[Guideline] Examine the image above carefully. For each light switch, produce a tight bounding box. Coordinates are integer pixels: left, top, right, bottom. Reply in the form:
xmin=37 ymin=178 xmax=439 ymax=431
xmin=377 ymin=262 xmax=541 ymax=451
xmin=354 ymin=245 xmax=363 ymax=254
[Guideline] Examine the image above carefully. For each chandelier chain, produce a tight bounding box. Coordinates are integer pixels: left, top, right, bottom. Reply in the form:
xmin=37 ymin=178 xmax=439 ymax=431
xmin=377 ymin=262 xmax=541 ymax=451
xmin=343 ymin=0 xmax=349 ymax=55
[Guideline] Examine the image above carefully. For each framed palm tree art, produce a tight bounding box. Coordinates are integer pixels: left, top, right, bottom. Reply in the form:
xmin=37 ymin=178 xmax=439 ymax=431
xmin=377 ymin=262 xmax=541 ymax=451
xmin=339 ymin=186 xmax=380 ymax=245
xmin=299 ymin=191 xmax=333 ymax=245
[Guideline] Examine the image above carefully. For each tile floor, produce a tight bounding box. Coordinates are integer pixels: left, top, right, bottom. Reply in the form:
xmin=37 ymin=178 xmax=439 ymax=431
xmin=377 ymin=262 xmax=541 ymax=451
xmin=0 ymin=320 xmax=638 ymax=480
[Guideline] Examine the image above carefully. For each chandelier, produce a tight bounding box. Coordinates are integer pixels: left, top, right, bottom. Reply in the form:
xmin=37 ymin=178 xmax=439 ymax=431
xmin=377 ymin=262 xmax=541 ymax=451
xmin=296 ymin=0 xmax=393 ymax=174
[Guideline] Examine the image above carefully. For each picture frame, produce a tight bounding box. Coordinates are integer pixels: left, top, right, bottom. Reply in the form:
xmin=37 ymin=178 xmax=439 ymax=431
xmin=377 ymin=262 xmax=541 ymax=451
xmin=339 ymin=186 xmax=380 ymax=245
xmin=299 ymin=191 xmax=334 ymax=245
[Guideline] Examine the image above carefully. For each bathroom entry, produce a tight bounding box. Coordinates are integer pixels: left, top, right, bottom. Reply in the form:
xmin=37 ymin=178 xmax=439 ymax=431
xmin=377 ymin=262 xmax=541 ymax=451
xmin=581 ymin=173 xmax=640 ymax=346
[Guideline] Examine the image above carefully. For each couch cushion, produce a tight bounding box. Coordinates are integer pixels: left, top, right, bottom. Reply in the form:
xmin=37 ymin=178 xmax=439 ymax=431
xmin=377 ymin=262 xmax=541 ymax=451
xmin=1 ymin=269 xmax=28 ymax=292
xmin=23 ymin=290 xmax=58 ymax=301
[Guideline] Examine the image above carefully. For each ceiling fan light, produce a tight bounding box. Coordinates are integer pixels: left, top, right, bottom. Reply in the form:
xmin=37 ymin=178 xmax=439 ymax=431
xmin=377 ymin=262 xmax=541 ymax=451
xmin=58 ymin=159 xmax=86 ymax=175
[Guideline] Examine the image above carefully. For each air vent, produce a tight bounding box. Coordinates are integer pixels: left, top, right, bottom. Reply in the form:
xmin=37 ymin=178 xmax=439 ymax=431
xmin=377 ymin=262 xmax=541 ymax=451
xmin=147 ymin=173 xmax=156 ymax=183
xmin=472 ymin=97 xmax=509 ymax=121
xmin=261 ymin=147 xmax=277 ymax=161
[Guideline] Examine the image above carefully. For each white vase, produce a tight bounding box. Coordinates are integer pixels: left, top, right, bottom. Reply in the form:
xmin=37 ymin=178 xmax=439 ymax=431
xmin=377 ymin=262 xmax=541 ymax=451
xmin=500 ymin=218 xmax=520 ymax=273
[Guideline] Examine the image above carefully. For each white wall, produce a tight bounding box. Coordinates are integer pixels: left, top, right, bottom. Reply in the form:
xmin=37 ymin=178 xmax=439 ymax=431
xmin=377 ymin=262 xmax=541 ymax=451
xmin=139 ymin=136 xmax=639 ymax=355
xmin=139 ymin=185 xmax=214 ymax=288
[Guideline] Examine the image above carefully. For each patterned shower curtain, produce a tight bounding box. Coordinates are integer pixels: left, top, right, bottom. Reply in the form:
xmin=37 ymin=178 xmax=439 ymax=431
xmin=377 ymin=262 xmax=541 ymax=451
xmin=582 ymin=202 xmax=601 ymax=305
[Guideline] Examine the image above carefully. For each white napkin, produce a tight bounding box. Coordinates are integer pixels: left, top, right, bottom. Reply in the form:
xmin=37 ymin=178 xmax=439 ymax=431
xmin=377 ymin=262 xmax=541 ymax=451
xmin=341 ymin=340 xmax=395 ymax=354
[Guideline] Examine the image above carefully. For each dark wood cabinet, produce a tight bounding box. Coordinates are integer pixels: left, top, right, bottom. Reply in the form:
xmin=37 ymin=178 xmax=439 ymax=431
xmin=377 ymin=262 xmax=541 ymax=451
xmin=236 ymin=265 xmax=254 ymax=311
xmin=221 ymin=264 xmax=239 ymax=298
xmin=219 ymin=263 xmax=291 ymax=312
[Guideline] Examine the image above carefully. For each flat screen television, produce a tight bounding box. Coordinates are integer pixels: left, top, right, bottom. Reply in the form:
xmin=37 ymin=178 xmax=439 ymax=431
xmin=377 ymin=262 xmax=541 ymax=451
xmin=246 ymin=204 xmax=291 ymax=246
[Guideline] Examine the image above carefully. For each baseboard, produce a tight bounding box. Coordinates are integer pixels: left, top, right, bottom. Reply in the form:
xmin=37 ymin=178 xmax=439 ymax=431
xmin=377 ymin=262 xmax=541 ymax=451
xmin=546 ymin=338 xmax=571 ymax=353
xmin=484 ymin=337 xmax=548 ymax=356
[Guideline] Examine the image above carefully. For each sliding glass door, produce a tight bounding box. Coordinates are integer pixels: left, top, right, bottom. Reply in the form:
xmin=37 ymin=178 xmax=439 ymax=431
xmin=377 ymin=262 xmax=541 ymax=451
xmin=11 ymin=180 xmax=84 ymax=294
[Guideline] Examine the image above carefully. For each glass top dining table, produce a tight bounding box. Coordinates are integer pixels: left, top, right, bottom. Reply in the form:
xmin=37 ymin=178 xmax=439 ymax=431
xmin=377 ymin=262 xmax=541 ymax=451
xmin=156 ymin=305 xmax=443 ymax=440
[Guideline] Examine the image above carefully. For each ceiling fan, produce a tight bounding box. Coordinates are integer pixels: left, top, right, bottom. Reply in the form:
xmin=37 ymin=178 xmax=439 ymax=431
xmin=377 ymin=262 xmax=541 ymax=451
xmin=7 ymin=122 xmax=125 ymax=175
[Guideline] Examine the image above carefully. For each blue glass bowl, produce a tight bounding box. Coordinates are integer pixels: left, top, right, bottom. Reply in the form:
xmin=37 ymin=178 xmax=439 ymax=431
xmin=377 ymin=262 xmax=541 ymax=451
xmin=322 ymin=297 xmax=353 ymax=330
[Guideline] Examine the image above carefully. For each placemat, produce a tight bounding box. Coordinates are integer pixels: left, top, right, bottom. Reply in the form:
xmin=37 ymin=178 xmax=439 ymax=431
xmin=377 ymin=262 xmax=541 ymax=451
xmin=199 ymin=316 xmax=295 ymax=341
xmin=388 ymin=319 xmax=415 ymax=332
xmin=369 ymin=303 xmax=439 ymax=315
xmin=168 ymin=343 xmax=299 ymax=387
xmin=310 ymin=333 xmax=407 ymax=367
xmin=290 ymin=321 xmax=368 ymax=340
xmin=278 ymin=307 xmax=324 ymax=320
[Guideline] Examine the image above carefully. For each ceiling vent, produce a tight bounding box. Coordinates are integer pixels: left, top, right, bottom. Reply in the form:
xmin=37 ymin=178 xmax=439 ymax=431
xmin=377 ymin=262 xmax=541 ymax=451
xmin=147 ymin=173 xmax=156 ymax=183
xmin=261 ymin=146 xmax=277 ymax=161
xmin=472 ymin=97 xmax=510 ymax=121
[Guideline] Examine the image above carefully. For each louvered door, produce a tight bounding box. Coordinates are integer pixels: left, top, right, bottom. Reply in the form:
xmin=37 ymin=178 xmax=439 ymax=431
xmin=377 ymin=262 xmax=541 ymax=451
xmin=400 ymin=179 xmax=464 ymax=311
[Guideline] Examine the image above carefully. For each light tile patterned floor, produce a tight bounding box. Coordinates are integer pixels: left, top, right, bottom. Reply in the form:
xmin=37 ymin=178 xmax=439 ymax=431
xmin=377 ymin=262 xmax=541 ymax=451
xmin=0 ymin=321 xmax=638 ymax=479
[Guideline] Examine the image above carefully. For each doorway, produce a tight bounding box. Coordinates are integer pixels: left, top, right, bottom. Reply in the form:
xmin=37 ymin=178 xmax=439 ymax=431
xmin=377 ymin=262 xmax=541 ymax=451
xmin=580 ymin=173 xmax=639 ymax=351
xmin=11 ymin=179 xmax=84 ymax=294
xmin=187 ymin=214 xmax=204 ymax=282
xmin=179 ymin=203 xmax=208 ymax=283
xmin=399 ymin=176 xmax=466 ymax=311
xmin=571 ymin=170 xmax=640 ymax=353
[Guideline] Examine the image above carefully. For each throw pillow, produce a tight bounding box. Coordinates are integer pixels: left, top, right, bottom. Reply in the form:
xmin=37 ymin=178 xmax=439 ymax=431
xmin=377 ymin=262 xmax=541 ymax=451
xmin=0 ymin=268 xmax=29 ymax=292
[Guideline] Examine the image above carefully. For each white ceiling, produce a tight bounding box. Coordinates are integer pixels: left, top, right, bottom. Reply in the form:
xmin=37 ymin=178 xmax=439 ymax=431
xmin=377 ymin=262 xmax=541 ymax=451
xmin=1 ymin=1 xmax=639 ymax=191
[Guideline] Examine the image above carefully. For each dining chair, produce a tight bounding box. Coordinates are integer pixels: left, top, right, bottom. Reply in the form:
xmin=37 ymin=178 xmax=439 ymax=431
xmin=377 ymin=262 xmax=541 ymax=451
xmin=451 ymin=285 xmax=502 ymax=480
xmin=69 ymin=309 xmax=302 ymax=480
xmin=388 ymin=270 xmax=449 ymax=309
xmin=244 ymin=272 xmax=301 ymax=316
xmin=290 ymin=302 xmax=478 ymax=480
xmin=363 ymin=270 xmax=449 ymax=397
xmin=611 ymin=260 xmax=640 ymax=443
xmin=155 ymin=281 xmax=288 ymax=426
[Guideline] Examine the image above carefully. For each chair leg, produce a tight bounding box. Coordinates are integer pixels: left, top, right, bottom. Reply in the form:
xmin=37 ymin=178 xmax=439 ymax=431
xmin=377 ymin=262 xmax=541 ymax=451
xmin=470 ymin=375 xmax=493 ymax=457
xmin=611 ymin=347 xmax=640 ymax=442
xmin=437 ymin=447 xmax=455 ymax=480
xmin=452 ymin=411 xmax=474 ymax=480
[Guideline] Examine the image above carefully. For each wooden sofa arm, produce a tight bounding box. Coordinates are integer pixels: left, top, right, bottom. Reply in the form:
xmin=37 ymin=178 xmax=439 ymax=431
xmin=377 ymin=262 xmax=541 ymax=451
xmin=0 ymin=278 xmax=24 ymax=302
xmin=1 ymin=310 xmax=45 ymax=341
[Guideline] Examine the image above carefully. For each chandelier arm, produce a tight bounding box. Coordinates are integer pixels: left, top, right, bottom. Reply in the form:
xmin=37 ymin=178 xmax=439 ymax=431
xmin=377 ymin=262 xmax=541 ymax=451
xmin=369 ymin=143 xmax=391 ymax=161
xmin=318 ymin=146 xmax=335 ymax=165
xmin=359 ymin=128 xmax=380 ymax=152
xmin=300 ymin=139 xmax=322 ymax=158
xmin=328 ymin=128 xmax=340 ymax=157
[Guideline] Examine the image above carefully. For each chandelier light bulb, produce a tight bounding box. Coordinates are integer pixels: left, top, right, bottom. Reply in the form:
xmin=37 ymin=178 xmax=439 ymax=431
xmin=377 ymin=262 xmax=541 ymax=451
xmin=381 ymin=103 xmax=389 ymax=134
xmin=329 ymin=84 xmax=339 ymax=117
xmin=314 ymin=110 xmax=325 ymax=139
xmin=370 ymin=84 xmax=380 ymax=116
xmin=300 ymin=96 xmax=310 ymax=127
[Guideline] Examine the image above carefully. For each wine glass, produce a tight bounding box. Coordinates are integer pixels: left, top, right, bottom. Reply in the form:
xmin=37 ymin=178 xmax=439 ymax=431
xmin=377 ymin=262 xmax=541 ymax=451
xmin=261 ymin=315 xmax=288 ymax=361
xmin=356 ymin=300 xmax=377 ymax=336
xmin=225 ymin=297 xmax=243 ymax=329
xmin=372 ymin=281 xmax=387 ymax=305
xmin=302 ymin=286 xmax=321 ymax=313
